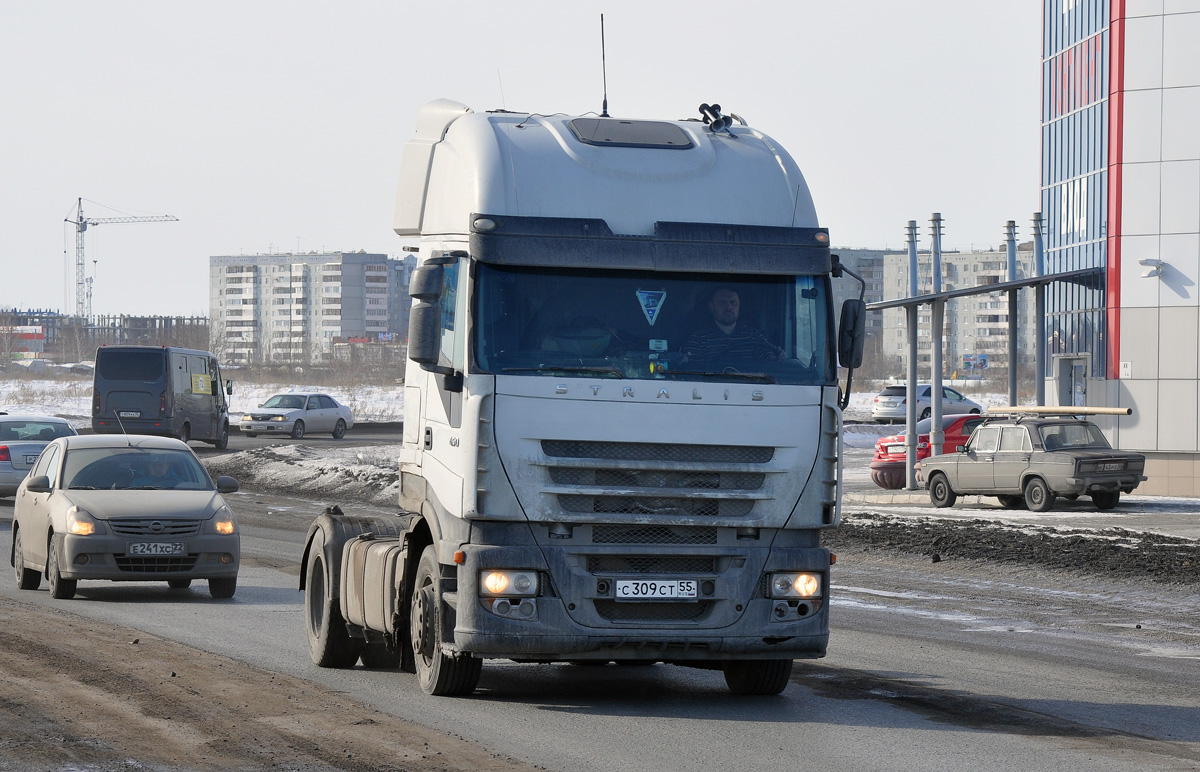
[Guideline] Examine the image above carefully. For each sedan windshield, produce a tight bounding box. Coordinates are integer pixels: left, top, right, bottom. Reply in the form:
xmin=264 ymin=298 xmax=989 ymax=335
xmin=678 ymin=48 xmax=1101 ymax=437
xmin=62 ymin=447 xmax=213 ymax=491
xmin=474 ymin=264 xmax=833 ymax=385
xmin=262 ymin=395 xmax=307 ymax=409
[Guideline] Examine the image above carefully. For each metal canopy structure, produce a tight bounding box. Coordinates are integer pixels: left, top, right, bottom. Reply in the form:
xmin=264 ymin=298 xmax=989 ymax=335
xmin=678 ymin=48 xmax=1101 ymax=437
xmin=865 ymin=230 xmax=1102 ymax=490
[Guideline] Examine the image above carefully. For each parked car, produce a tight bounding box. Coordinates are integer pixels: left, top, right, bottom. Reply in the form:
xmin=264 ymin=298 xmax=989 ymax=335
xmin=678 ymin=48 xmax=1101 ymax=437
xmin=0 ymin=415 xmax=78 ymax=497
xmin=871 ymin=384 xmax=983 ymax=423
xmin=237 ymin=392 xmax=353 ymax=439
xmin=869 ymin=413 xmax=987 ymax=489
xmin=916 ymin=412 xmax=1146 ymax=512
xmin=11 ymin=434 xmax=241 ymax=599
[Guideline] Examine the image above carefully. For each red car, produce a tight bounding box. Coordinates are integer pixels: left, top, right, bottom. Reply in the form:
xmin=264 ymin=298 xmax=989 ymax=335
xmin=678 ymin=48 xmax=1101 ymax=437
xmin=870 ymin=414 xmax=986 ymax=489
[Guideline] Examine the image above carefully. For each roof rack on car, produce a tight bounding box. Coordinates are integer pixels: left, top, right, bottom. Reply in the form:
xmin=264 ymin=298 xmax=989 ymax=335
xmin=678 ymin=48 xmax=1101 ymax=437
xmin=983 ymin=406 xmax=1132 ymax=417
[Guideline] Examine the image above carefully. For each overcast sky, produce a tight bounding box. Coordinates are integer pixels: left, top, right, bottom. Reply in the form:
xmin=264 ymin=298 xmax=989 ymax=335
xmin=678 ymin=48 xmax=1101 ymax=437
xmin=1 ymin=1 xmax=1041 ymax=317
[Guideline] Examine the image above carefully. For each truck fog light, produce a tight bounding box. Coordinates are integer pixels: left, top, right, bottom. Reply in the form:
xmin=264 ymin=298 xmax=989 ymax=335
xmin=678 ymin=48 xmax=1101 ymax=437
xmin=494 ymin=599 xmax=512 ymax=615
xmin=797 ymin=602 xmax=811 ymax=617
xmin=518 ymin=600 xmax=535 ymax=617
xmin=773 ymin=602 xmax=789 ymax=619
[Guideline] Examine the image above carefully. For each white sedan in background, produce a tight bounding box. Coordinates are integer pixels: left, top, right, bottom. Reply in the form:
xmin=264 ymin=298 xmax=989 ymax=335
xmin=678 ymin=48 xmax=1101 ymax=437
xmin=237 ymin=392 xmax=353 ymax=439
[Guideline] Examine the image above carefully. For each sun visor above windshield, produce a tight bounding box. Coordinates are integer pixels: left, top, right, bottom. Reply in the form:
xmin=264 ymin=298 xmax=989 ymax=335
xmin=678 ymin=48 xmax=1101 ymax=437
xmin=468 ymin=215 xmax=832 ymax=275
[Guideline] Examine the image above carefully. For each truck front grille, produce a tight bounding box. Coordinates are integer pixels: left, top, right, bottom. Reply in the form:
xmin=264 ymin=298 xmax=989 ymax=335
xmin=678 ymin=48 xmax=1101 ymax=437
xmin=541 ymin=440 xmax=772 ymax=520
xmin=587 ymin=556 xmax=716 ymax=574
xmin=593 ymin=600 xmax=711 ymax=622
xmin=592 ymin=525 xmax=718 ymax=545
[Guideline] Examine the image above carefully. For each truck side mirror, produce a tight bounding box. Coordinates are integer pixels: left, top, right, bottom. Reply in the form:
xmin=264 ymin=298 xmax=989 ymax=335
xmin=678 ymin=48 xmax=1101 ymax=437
xmin=838 ymin=299 xmax=866 ymax=369
xmin=408 ymin=263 xmax=448 ymax=370
xmin=226 ymin=379 xmax=234 ymax=396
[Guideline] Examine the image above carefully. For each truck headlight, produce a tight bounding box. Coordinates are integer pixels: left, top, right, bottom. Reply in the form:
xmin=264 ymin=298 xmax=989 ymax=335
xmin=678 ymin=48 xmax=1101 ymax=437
xmin=480 ymin=570 xmax=539 ymax=597
xmin=66 ymin=506 xmax=101 ymax=536
xmin=769 ymin=572 xmax=822 ymax=599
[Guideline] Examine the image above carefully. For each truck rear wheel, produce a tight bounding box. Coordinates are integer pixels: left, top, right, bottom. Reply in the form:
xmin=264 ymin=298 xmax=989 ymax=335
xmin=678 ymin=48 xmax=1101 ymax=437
xmin=411 ymin=545 xmax=481 ymax=696
xmin=305 ymin=529 xmax=364 ymax=668
xmin=722 ymin=659 xmax=793 ymax=695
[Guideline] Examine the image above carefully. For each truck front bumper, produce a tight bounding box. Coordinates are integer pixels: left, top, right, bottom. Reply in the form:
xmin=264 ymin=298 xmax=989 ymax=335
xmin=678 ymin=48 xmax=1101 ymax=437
xmin=449 ymin=543 xmax=830 ymax=661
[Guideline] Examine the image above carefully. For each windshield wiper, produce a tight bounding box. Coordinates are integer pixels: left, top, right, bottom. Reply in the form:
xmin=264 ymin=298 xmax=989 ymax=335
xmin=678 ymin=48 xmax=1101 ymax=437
xmin=666 ymin=369 xmax=777 ymax=384
xmin=502 ymin=366 xmax=625 ymax=378
xmin=68 ymin=485 xmax=96 ymax=490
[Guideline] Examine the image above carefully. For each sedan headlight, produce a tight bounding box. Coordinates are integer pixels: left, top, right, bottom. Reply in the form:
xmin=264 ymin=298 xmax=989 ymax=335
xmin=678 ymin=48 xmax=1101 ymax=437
xmin=66 ymin=505 xmax=101 ymax=536
xmin=270 ymin=415 xmax=288 ymax=422
xmin=240 ymin=414 xmax=253 ymax=421
xmin=769 ymin=572 xmax=823 ymax=599
xmin=479 ymin=570 xmax=539 ymax=598
xmin=209 ymin=506 xmax=238 ymax=535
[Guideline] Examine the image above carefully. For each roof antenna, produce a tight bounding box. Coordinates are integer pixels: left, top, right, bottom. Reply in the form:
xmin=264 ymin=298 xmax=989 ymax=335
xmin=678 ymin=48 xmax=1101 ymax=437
xmin=599 ymin=14 xmax=609 ymax=118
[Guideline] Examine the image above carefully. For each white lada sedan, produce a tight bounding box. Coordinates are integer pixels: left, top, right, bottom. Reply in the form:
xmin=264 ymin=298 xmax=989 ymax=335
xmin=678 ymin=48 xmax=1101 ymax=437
xmin=11 ymin=434 xmax=241 ymax=599
xmin=237 ymin=392 xmax=353 ymax=440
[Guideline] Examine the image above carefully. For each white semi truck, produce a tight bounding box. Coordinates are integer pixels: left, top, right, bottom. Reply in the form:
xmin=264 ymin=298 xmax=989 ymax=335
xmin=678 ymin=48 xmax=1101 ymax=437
xmin=300 ymin=99 xmax=866 ymax=696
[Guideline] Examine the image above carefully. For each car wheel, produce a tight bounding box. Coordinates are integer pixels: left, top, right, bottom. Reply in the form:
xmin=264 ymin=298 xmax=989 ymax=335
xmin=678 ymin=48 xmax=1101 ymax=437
xmin=208 ymin=576 xmax=237 ymax=599
xmin=332 ymin=419 xmax=346 ymax=439
xmin=920 ymin=408 xmax=932 ymax=420
xmin=1092 ymin=490 xmax=1120 ymax=510
xmin=929 ymin=473 xmax=957 ymax=508
xmin=1024 ymin=477 xmax=1055 ymax=512
xmin=213 ymin=424 xmax=229 ymax=450
xmin=722 ymin=659 xmax=793 ymax=696
xmin=179 ymin=423 xmax=191 ymax=444
xmin=411 ymin=545 xmax=482 ymax=696
xmin=47 ymin=535 xmax=77 ymax=600
xmin=997 ymin=495 xmax=1026 ymax=510
xmin=168 ymin=579 xmax=192 ymax=589
xmin=305 ymin=529 xmax=364 ymax=668
xmin=291 ymin=420 xmax=305 ymax=440
xmin=13 ymin=528 xmax=41 ymax=590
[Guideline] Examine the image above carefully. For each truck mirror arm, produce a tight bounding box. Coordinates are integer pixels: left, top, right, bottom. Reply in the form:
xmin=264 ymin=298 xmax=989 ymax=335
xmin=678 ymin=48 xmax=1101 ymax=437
xmin=834 ymin=258 xmax=867 ymax=410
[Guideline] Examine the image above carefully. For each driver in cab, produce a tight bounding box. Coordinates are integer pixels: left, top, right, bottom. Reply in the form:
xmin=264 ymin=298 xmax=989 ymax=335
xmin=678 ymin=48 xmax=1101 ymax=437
xmin=683 ymin=287 xmax=784 ymax=362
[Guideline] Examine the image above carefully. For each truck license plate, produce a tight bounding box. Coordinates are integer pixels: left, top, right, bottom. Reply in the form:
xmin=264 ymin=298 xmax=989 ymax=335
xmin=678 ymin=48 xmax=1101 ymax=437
xmin=127 ymin=542 xmax=186 ymax=556
xmin=615 ymin=579 xmax=698 ymax=601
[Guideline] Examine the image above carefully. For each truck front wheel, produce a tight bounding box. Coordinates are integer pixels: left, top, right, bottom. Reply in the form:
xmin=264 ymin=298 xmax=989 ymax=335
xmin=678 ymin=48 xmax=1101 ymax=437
xmin=723 ymin=659 xmax=793 ymax=695
xmin=410 ymin=545 xmax=481 ymax=696
xmin=305 ymin=529 xmax=364 ymax=668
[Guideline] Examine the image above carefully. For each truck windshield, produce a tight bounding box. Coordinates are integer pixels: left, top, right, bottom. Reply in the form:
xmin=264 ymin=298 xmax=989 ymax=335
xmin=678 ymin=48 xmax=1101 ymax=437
xmin=474 ymin=264 xmax=833 ymax=385
xmin=96 ymin=350 xmax=166 ymax=382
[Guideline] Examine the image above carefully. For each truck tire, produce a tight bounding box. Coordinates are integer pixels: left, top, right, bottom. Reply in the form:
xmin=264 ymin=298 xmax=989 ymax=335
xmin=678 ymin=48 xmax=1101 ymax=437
xmin=213 ymin=424 xmax=229 ymax=450
xmin=410 ymin=545 xmax=481 ymax=696
xmin=928 ymin=473 xmax=957 ymax=508
xmin=47 ymin=534 xmax=77 ymax=600
xmin=360 ymin=640 xmax=401 ymax=669
xmin=722 ymin=659 xmax=793 ymax=695
xmin=1024 ymin=477 xmax=1055 ymax=512
xmin=305 ymin=529 xmax=364 ymax=668
xmin=13 ymin=528 xmax=41 ymax=590
xmin=179 ymin=423 xmax=191 ymax=444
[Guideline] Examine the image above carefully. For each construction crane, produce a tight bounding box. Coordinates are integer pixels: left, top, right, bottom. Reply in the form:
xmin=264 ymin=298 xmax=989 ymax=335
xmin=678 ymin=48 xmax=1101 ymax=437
xmin=64 ymin=197 xmax=178 ymax=318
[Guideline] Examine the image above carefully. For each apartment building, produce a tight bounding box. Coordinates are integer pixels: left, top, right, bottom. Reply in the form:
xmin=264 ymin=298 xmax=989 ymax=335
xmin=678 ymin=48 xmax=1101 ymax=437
xmin=209 ymin=251 xmax=414 ymax=365
xmin=879 ymin=245 xmax=1038 ymax=379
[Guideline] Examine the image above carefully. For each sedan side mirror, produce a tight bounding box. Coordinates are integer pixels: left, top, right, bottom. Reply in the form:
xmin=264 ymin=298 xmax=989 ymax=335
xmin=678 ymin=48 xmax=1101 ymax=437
xmin=226 ymin=380 xmax=234 ymax=396
xmin=25 ymin=475 xmax=51 ymax=492
xmin=216 ymin=476 xmax=240 ymax=494
xmin=956 ymin=445 xmax=967 ymax=453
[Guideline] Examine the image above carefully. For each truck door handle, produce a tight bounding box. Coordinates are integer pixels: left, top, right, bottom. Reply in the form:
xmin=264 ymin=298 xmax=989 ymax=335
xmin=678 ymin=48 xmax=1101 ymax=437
xmin=424 ymin=426 xmax=433 ymax=450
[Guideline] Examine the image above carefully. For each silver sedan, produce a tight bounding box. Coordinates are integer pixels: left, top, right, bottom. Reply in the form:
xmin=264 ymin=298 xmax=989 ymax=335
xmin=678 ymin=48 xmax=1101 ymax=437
xmin=0 ymin=415 xmax=78 ymax=496
xmin=237 ymin=392 xmax=354 ymax=440
xmin=11 ymin=434 xmax=241 ymax=599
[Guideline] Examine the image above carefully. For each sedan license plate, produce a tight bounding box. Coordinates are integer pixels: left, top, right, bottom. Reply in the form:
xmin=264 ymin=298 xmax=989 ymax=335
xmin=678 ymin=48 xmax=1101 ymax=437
xmin=1099 ymin=462 xmax=1124 ymax=471
xmin=615 ymin=579 xmax=698 ymax=601
xmin=118 ymin=410 xmax=141 ymax=418
xmin=24 ymin=454 xmax=39 ymax=464
xmin=127 ymin=542 xmax=186 ymax=556
xmin=886 ymin=445 xmax=905 ymax=455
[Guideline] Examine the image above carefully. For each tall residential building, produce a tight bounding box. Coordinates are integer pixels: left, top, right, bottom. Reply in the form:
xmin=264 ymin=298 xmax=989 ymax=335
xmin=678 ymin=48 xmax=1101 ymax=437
xmin=208 ymin=251 xmax=415 ymax=365
xmin=880 ymin=245 xmax=1038 ymax=378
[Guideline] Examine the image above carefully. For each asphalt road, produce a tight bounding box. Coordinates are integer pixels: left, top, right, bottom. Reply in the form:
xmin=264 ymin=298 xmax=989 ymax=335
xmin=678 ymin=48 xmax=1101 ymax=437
xmin=2 ymin=485 xmax=1197 ymax=772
